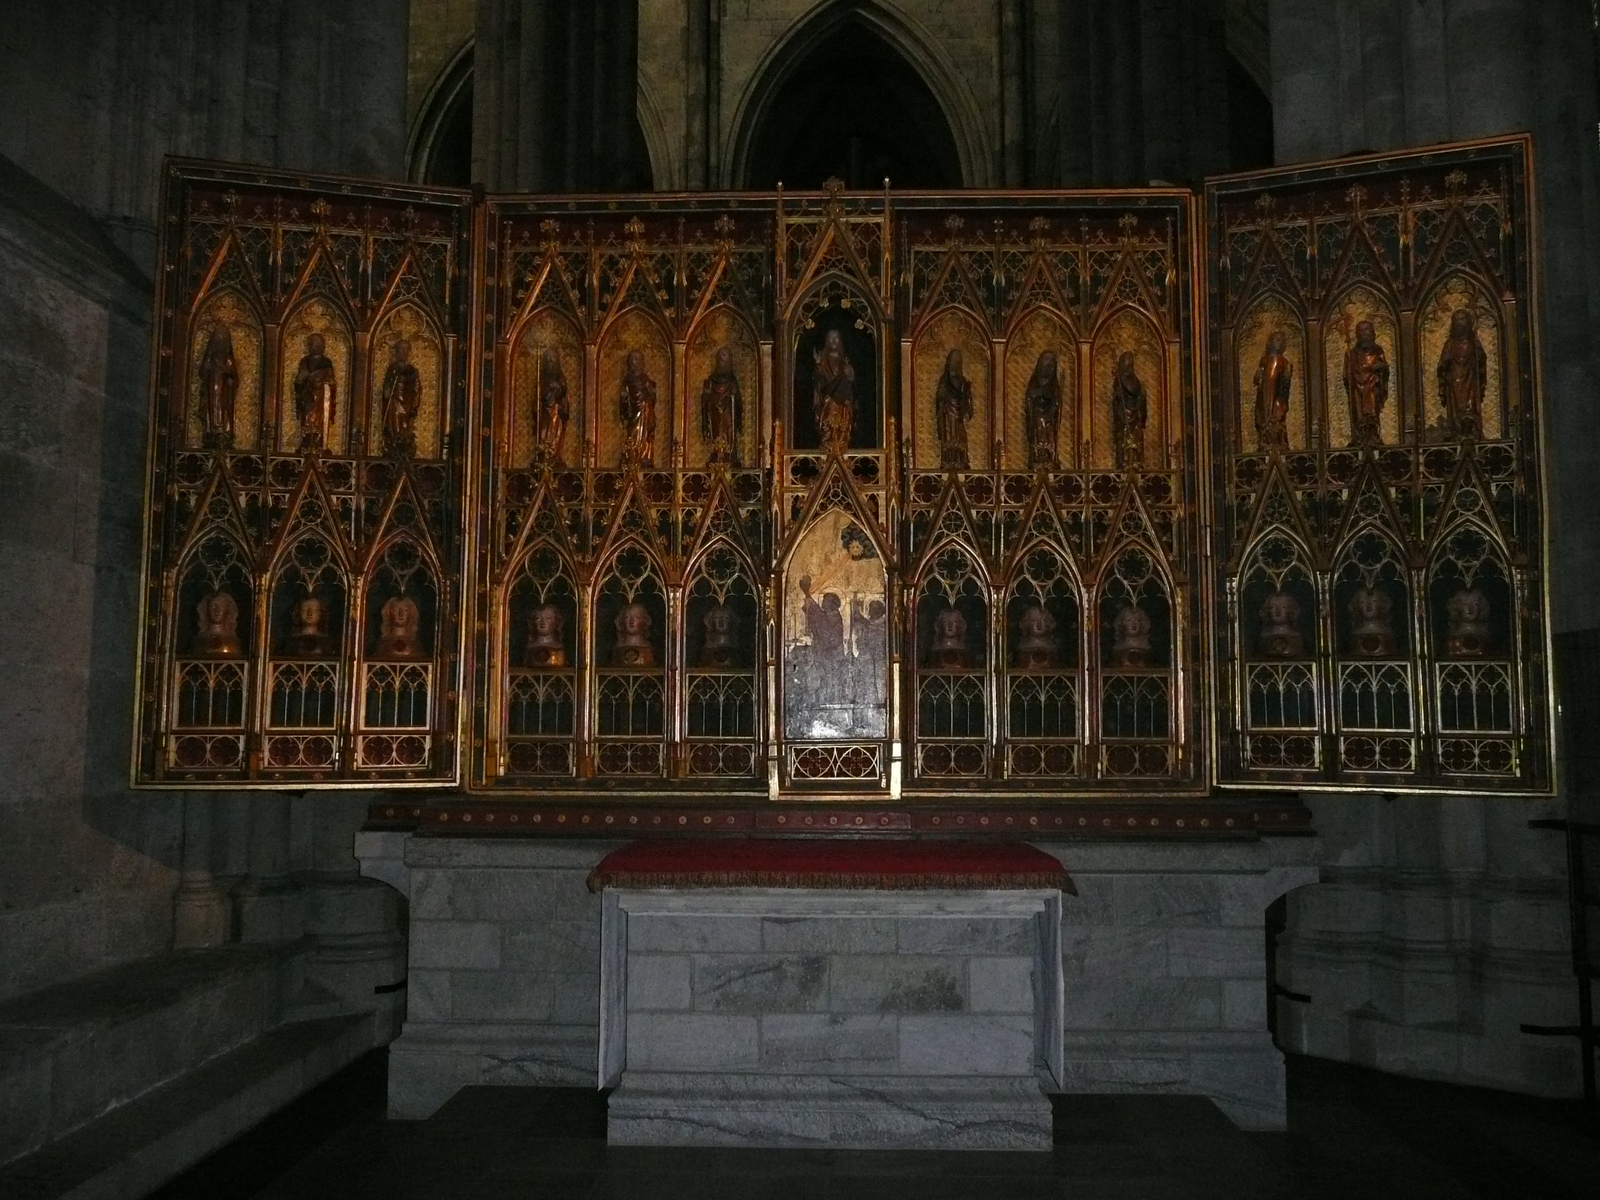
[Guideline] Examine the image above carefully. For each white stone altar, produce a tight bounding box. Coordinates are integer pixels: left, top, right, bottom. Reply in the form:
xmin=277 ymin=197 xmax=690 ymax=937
xmin=599 ymin=888 xmax=1063 ymax=1148
xmin=356 ymin=833 xmax=1319 ymax=1135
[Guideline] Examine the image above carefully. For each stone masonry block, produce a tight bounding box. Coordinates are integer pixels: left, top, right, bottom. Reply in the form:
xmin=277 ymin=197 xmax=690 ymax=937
xmin=1062 ymin=979 xmax=1223 ymax=1031
xmin=629 ymin=1013 xmax=760 ymax=1071
xmin=1059 ymin=875 xmax=1116 ymax=925
xmin=503 ymin=920 xmax=600 ymax=975
xmin=630 ymin=914 xmax=762 ymax=953
xmin=549 ymin=970 xmax=601 ymax=1025
xmin=628 ymin=954 xmax=691 ymax=1011
xmin=1060 ymin=925 xmax=1167 ymax=977
xmin=761 ymin=916 xmax=897 ymax=953
xmin=450 ymin=969 xmax=554 ymax=1022
xmin=830 ymin=955 xmax=966 ymax=1014
xmin=897 ymin=1014 xmax=1035 ymax=1075
xmin=411 ymin=869 xmax=596 ymax=924
xmin=967 ymin=956 xmax=1034 ymax=1014
xmin=1113 ymin=876 xmax=1222 ymax=926
xmin=759 ymin=1013 xmax=898 ymax=1070
xmin=896 ymin=917 xmax=1033 ymax=954
xmin=406 ymin=969 xmax=452 ymax=1021
xmin=409 ymin=921 xmax=500 ymax=970
xmin=1167 ymin=928 xmax=1264 ymax=978
xmin=693 ymin=954 xmax=827 ymax=1013
xmin=1223 ymin=979 xmax=1268 ymax=1030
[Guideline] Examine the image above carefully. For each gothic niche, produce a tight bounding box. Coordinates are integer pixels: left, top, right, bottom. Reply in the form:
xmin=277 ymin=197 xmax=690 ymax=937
xmin=1237 ymin=535 xmax=1319 ymax=772
xmin=188 ymin=292 xmax=262 ymax=451
xmin=999 ymin=544 xmax=1081 ymax=778
xmin=688 ymin=309 xmax=759 ymax=468
xmin=1097 ymin=547 xmax=1173 ymax=748
xmin=1003 ymin=312 xmax=1075 ymax=470
xmin=593 ymin=546 xmax=667 ymax=776
xmin=684 ymin=546 xmax=761 ymax=777
xmin=512 ymin=310 xmax=582 ymax=468
xmin=914 ymin=310 xmax=989 ymax=471
xmin=792 ymin=303 xmax=878 ymax=451
xmin=170 ymin=536 xmax=253 ymax=769
xmin=914 ymin=547 xmax=987 ymax=779
xmin=369 ymin=306 xmax=443 ymax=459
xmin=1092 ymin=311 xmax=1164 ymax=470
xmin=279 ymin=302 xmax=352 ymax=454
xmin=599 ymin=313 xmax=670 ymax=468
xmin=783 ymin=510 xmax=887 ymax=741
xmin=504 ymin=546 xmax=578 ymax=776
xmin=1419 ymin=277 xmax=1501 ymax=441
xmin=1332 ymin=531 xmax=1414 ymax=770
xmin=1323 ymin=288 xmax=1397 ymax=449
xmin=265 ymin=538 xmax=347 ymax=769
xmin=1234 ymin=295 xmax=1304 ymax=454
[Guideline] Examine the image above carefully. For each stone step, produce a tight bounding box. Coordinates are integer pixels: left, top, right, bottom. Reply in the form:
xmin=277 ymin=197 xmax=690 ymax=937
xmin=0 ymin=1012 xmax=374 ymax=1200
xmin=0 ymin=944 xmax=293 ymax=1163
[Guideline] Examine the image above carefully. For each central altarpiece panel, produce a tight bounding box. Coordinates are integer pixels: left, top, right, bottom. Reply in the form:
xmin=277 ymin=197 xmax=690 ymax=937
xmin=133 ymin=138 xmax=1553 ymax=826
xmin=467 ymin=184 xmax=1202 ymax=805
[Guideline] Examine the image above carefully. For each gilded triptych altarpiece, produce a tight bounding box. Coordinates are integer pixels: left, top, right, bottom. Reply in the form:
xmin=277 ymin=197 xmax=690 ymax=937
xmin=133 ymin=138 xmax=1554 ymax=829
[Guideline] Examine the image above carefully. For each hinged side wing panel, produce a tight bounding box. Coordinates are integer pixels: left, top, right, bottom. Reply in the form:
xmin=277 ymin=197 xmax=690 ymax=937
xmin=132 ymin=161 xmax=475 ymax=787
xmin=1205 ymin=137 xmax=1554 ymax=794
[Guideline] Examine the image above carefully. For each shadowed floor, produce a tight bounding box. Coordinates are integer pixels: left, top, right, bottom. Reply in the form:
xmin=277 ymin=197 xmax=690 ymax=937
xmin=145 ymin=1050 xmax=1599 ymax=1200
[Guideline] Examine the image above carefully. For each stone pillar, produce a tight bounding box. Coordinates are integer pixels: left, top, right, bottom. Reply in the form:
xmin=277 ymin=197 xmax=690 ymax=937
xmin=232 ymin=793 xmax=303 ymax=944
xmin=172 ymin=794 xmax=231 ymax=949
xmin=1000 ymin=0 xmax=1030 ymax=185
xmin=684 ymin=0 xmax=712 ymax=189
xmin=473 ymin=0 xmax=642 ymax=192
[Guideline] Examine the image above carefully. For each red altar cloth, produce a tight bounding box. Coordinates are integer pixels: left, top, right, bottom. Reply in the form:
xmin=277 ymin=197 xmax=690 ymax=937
xmin=587 ymin=839 xmax=1073 ymax=894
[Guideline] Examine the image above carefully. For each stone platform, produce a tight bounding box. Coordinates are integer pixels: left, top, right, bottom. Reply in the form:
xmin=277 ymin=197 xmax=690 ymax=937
xmin=599 ymin=888 xmax=1063 ymax=1148
xmin=358 ymin=832 xmax=1320 ymax=1135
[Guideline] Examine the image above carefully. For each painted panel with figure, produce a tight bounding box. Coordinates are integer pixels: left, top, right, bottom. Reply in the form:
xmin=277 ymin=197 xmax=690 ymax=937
xmin=783 ymin=510 xmax=888 ymax=741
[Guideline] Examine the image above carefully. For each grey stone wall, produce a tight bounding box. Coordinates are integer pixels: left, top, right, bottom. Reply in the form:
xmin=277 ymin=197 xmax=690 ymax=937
xmin=0 ymin=156 xmax=176 ymax=1000
xmin=0 ymin=0 xmax=412 ymax=1004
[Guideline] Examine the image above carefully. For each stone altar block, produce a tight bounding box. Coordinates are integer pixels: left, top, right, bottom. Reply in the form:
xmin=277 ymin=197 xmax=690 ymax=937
xmin=600 ymin=888 xmax=1064 ymax=1149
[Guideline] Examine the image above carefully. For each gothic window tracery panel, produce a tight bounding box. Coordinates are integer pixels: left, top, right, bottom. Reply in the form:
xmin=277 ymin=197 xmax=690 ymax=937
xmin=1002 ymin=542 xmax=1083 ymax=780
xmin=911 ymin=544 xmax=988 ymax=781
xmin=592 ymin=544 xmax=668 ymax=778
xmin=683 ymin=543 xmax=761 ymax=778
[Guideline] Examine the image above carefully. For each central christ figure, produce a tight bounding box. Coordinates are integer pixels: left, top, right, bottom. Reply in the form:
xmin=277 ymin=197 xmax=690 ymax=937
xmin=813 ymin=328 xmax=856 ymax=452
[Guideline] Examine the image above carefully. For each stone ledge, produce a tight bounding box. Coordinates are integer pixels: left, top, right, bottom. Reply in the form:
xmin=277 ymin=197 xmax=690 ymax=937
xmin=607 ymin=1072 xmax=1052 ymax=1149
xmin=0 ymin=1014 xmax=373 ymax=1200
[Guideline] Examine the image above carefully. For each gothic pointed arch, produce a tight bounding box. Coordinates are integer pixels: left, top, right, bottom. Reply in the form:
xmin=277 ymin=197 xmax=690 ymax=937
xmin=726 ymin=1 xmax=983 ymax=188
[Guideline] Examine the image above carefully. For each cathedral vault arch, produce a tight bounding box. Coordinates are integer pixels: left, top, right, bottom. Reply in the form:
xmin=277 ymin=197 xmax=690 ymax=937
xmin=724 ymin=0 xmax=993 ymax=189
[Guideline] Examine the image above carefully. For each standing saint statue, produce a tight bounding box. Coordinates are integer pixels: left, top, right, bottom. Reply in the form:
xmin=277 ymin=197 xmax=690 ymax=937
xmin=1437 ymin=308 xmax=1488 ymax=438
xmin=198 ymin=325 xmax=238 ymax=449
xmin=1252 ymin=331 xmax=1293 ymax=453
xmin=934 ymin=348 xmax=975 ymax=470
xmin=1343 ymin=320 xmax=1390 ymax=447
xmin=535 ymin=349 xmax=568 ymax=465
xmin=618 ymin=349 xmax=657 ymax=466
xmin=379 ymin=338 xmax=421 ymax=457
xmin=292 ymin=332 xmax=337 ymax=451
xmin=1024 ymin=350 xmax=1060 ymax=469
xmin=1110 ymin=350 xmax=1147 ymax=469
xmin=700 ymin=345 xmax=743 ymax=465
xmin=812 ymin=328 xmax=856 ymax=452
